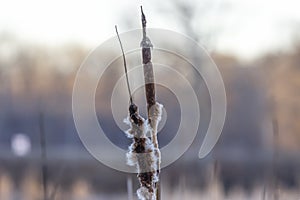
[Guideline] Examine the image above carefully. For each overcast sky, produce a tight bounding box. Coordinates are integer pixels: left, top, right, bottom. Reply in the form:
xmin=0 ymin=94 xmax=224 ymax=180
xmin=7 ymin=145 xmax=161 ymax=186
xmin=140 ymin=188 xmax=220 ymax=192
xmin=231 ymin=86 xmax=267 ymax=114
xmin=0 ymin=0 xmax=300 ymax=60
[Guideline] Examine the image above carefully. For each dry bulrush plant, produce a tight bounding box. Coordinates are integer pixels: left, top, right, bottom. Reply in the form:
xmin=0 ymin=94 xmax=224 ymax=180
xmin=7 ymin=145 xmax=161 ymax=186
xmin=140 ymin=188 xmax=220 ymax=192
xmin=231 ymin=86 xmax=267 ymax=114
xmin=115 ymin=6 xmax=163 ymax=200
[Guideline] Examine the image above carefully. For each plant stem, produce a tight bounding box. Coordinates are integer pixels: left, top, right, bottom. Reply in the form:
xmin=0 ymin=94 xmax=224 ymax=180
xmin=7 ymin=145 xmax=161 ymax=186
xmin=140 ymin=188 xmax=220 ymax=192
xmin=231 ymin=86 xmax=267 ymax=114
xmin=115 ymin=25 xmax=133 ymax=105
xmin=39 ymin=112 xmax=48 ymax=200
xmin=140 ymin=6 xmax=161 ymax=200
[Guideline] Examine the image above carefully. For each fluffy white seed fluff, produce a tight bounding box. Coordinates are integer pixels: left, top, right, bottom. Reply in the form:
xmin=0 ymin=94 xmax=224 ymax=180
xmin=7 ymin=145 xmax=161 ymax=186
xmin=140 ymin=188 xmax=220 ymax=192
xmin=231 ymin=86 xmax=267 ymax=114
xmin=123 ymin=102 xmax=164 ymax=200
xmin=137 ymin=186 xmax=156 ymax=200
xmin=150 ymin=103 xmax=163 ymax=127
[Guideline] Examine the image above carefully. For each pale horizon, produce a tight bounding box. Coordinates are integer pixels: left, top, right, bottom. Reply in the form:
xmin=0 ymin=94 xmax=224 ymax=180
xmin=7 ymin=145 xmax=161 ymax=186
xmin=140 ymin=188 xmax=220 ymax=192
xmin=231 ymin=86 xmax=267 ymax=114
xmin=1 ymin=0 xmax=300 ymax=60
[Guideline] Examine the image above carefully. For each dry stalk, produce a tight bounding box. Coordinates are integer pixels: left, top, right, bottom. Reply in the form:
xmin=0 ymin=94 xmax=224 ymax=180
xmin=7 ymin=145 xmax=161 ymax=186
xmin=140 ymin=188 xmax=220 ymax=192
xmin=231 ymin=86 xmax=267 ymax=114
xmin=271 ymin=98 xmax=279 ymax=200
xmin=39 ymin=112 xmax=48 ymax=200
xmin=140 ymin=6 xmax=162 ymax=200
xmin=116 ymin=6 xmax=163 ymax=199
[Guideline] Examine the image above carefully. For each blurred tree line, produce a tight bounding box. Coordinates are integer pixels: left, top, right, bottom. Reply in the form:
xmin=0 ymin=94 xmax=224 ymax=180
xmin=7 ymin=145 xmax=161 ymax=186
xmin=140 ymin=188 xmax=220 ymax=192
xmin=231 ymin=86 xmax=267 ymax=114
xmin=0 ymin=33 xmax=300 ymax=155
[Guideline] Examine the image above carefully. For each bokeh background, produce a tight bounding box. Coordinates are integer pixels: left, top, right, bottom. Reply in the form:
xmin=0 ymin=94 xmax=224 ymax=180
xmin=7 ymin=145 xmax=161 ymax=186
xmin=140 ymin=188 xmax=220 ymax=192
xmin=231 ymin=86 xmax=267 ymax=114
xmin=1 ymin=0 xmax=300 ymax=199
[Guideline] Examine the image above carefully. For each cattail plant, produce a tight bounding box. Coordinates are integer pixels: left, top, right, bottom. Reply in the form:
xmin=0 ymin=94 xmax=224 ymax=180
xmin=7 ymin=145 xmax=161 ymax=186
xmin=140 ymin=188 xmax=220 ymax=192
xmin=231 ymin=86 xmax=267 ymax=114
xmin=39 ymin=112 xmax=48 ymax=200
xmin=271 ymin=97 xmax=279 ymax=200
xmin=140 ymin=6 xmax=163 ymax=199
xmin=115 ymin=6 xmax=163 ymax=200
xmin=39 ymin=112 xmax=64 ymax=200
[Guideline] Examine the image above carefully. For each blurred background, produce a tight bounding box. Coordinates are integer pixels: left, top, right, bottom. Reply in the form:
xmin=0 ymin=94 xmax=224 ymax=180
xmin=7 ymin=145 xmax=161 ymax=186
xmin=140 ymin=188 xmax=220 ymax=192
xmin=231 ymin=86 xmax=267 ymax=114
xmin=1 ymin=0 xmax=300 ymax=199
